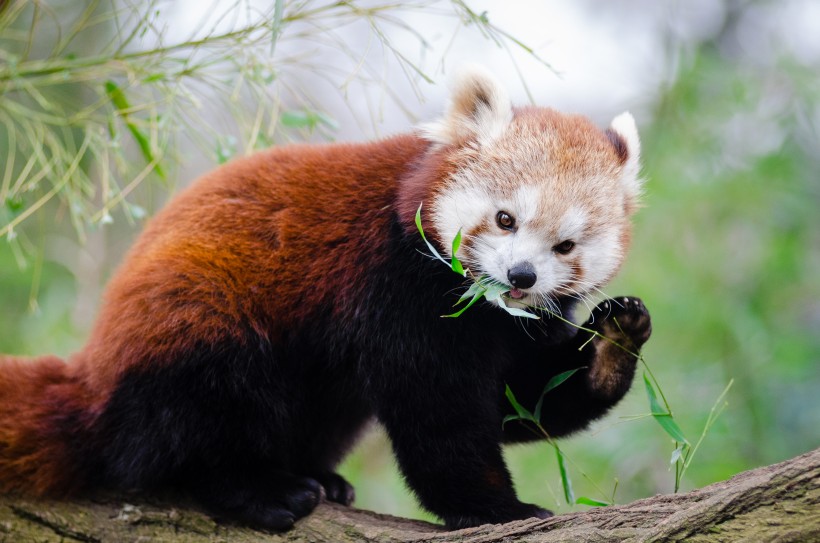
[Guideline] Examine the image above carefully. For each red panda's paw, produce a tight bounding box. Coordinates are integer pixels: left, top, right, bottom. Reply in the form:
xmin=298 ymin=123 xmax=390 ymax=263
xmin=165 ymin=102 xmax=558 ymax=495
xmin=314 ymin=471 xmax=355 ymax=506
xmin=582 ymin=297 xmax=651 ymax=401
xmin=586 ymin=296 xmax=652 ymax=351
xmin=201 ymin=473 xmax=324 ymax=531
xmin=279 ymin=476 xmax=325 ymax=518
xmin=444 ymin=502 xmax=552 ymax=530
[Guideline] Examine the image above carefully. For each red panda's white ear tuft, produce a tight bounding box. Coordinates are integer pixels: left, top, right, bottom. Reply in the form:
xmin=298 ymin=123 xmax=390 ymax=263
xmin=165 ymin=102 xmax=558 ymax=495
xmin=421 ymin=65 xmax=513 ymax=146
xmin=608 ymin=112 xmax=643 ymax=204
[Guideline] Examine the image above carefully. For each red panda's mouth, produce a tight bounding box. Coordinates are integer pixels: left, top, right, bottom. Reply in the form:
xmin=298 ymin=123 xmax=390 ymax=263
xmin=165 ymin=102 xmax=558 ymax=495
xmin=508 ymin=288 xmax=526 ymax=300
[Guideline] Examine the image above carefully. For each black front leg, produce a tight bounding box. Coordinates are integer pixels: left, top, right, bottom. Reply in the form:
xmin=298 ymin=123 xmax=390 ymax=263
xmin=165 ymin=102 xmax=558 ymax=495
xmin=502 ymin=296 xmax=652 ymax=441
xmin=376 ymin=366 xmax=551 ymax=529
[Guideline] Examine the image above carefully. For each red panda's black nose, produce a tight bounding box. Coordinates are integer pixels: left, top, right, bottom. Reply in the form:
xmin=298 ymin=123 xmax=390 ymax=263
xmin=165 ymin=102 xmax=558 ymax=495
xmin=508 ymin=262 xmax=537 ymax=289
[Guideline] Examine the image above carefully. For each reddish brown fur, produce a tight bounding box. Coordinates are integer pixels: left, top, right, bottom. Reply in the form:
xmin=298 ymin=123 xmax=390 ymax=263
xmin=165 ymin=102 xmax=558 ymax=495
xmin=395 ymin=143 xmax=463 ymax=240
xmin=513 ymin=106 xmax=623 ymax=170
xmin=82 ymin=135 xmax=429 ymax=388
xmin=0 ymin=134 xmax=435 ymax=495
xmin=0 ymin=354 xmax=94 ymax=495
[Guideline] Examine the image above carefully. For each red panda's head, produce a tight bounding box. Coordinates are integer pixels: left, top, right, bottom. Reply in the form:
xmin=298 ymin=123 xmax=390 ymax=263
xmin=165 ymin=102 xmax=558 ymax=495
xmin=420 ymin=65 xmax=643 ymax=310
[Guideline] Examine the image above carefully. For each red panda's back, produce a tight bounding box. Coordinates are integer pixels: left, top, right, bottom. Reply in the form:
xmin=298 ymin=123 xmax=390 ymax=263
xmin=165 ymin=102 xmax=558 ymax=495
xmin=76 ymin=134 xmax=430 ymax=392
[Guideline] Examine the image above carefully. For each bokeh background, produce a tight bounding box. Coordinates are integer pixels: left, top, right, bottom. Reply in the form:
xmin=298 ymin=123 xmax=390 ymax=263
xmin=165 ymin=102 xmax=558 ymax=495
xmin=1 ymin=0 xmax=818 ymax=522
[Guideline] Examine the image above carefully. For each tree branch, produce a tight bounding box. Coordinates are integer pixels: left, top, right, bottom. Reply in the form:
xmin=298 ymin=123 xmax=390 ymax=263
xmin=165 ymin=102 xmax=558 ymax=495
xmin=1 ymin=447 xmax=817 ymax=542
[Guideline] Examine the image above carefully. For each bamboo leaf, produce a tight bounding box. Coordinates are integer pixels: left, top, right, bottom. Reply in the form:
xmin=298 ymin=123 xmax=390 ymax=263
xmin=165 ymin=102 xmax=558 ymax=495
xmin=533 ymin=396 xmax=544 ymax=422
xmin=482 ymin=281 xmax=508 ymax=302
xmin=456 ymin=281 xmax=483 ymax=305
xmin=442 ymin=288 xmax=485 ymax=318
xmin=415 ymin=203 xmax=449 ymax=266
xmin=451 ymin=228 xmax=465 ymax=276
xmin=501 ymin=305 xmax=540 ymax=319
xmin=495 ymin=294 xmax=539 ymax=319
xmin=543 ymin=368 xmax=583 ymax=395
xmin=643 ymin=372 xmax=665 ymax=414
xmin=643 ymin=373 xmax=689 ymax=445
xmin=501 ymin=414 xmax=522 ymax=429
xmin=280 ymin=109 xmax=315 ymax=128
xmin=653 ymin=411 xmax=688 ymax=446
xmin=535 ymin=367 xmax=583 ymax=420
xmin=280 ymin=109 xmax=337 ymax=130
xmin=576 ymin=496 xmax=609 ymax=507
xmin=505 ymin=384 xmax=535 ymax=422
xmin=105 ymin=81 xmax=165 ymax=179
xmin=554 ymin=444 xmax=575 ymax=504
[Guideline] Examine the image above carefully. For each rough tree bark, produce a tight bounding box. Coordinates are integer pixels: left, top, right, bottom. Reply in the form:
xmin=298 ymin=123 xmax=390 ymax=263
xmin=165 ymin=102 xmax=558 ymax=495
xmin=1 ymin=447 xmax=817 ymax=543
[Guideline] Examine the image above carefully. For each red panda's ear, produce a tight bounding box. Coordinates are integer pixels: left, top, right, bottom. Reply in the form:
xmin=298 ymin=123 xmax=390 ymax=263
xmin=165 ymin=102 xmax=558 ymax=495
xmin=608 ymin=112 xmax=644 ymax=206
xmin=421 ymin=65 xmax=512 ymax=146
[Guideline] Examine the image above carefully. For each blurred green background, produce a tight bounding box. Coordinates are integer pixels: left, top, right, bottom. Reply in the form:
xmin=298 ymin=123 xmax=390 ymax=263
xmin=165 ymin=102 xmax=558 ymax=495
xmin=1 ymin=0 xmax=818 ymax=523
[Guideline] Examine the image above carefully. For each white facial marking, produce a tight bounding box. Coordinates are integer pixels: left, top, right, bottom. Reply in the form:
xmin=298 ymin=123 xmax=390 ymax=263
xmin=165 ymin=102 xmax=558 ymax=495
xmin=558 ymin=207 xmax=588 ymax=242
xmin=578 ymin=228 xmax=622 ymax=287
xmin=432 ymin=183 xmax=494 ymax=256
xmin=509 ymin=185 xmax=542 ymax=224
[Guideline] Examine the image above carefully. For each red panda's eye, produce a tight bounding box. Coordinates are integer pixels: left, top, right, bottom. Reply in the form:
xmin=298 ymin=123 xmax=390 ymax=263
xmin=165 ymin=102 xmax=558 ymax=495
xmin=496 ymin=211 xmax=515 ymax=231
xmin=553 ymin=240 xmax=575 ymax=255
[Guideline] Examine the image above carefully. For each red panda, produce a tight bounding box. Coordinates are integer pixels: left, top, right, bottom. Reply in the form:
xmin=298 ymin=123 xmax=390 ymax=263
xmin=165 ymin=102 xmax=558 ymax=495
xmin=0 ymin=66 xmax=651 ymax=530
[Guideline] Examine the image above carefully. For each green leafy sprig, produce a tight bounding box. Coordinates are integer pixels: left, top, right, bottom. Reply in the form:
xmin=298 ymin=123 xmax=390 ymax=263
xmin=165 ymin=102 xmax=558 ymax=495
xmin=503 ymin=372 xmax=618 ymax=507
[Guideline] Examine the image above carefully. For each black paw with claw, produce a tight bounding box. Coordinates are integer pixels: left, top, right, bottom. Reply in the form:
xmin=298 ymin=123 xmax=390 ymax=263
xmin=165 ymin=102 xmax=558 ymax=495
xmin=315 ymin=472 xmax=356 ymax=506
xmin=587 ymin=296 xmax=652 ymax=350
xmin=581 ymin=296 xmax=651 ymax=401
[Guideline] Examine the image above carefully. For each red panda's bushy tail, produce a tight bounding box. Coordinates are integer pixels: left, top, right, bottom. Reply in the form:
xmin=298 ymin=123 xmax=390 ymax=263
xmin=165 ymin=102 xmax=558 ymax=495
xmin=0 ymin=354 xmax=91 ymax=496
